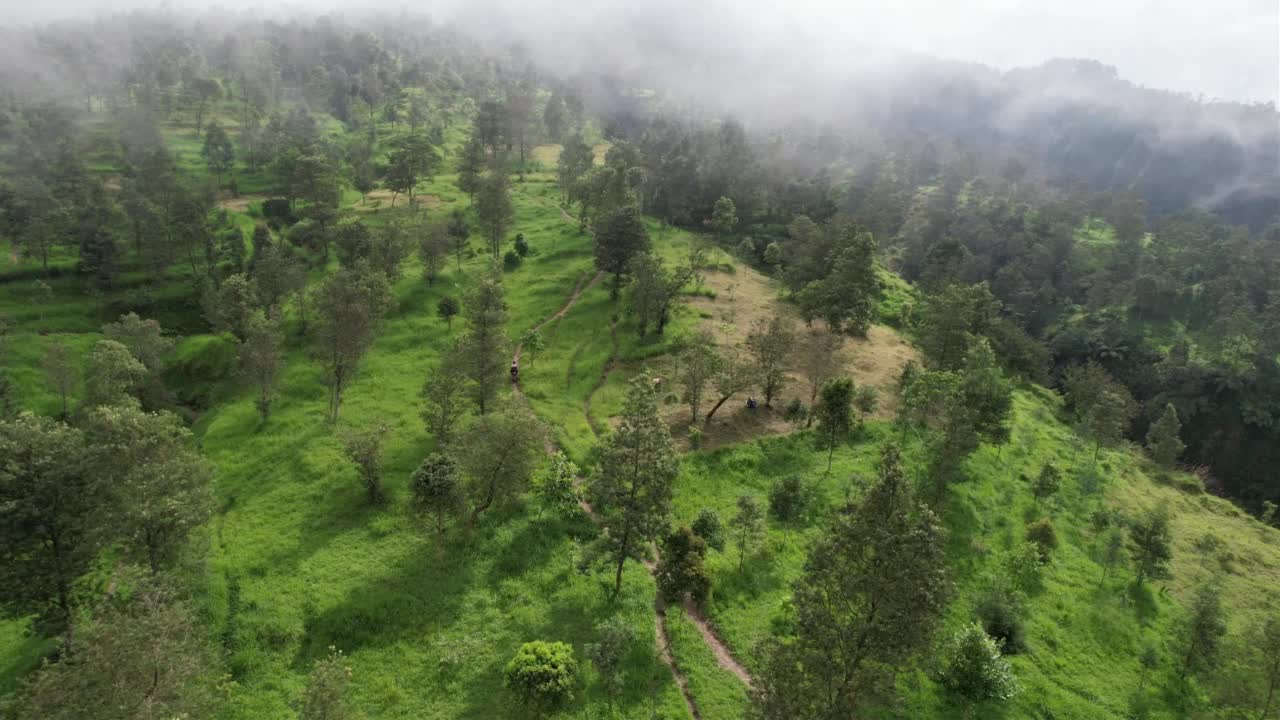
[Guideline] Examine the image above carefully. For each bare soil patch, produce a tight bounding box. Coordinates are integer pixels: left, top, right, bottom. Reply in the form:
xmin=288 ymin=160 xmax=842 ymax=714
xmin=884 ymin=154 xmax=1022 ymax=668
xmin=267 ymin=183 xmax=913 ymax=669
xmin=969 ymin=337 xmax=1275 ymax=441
xmin=669 ymin=264 xmax=918 ymax=450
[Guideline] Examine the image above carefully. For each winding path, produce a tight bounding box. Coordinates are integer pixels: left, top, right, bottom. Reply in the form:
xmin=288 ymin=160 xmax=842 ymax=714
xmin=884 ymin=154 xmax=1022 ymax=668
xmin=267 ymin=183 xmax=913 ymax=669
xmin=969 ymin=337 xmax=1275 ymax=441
xmin=508 ymin=184 xmax=754 ymax=718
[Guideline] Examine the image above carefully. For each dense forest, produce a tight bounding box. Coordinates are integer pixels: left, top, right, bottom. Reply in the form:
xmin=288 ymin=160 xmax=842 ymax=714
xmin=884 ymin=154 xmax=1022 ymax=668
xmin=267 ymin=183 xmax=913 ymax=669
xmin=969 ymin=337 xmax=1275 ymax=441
xmin=0 ymin=8 xmax=1278 ymax=720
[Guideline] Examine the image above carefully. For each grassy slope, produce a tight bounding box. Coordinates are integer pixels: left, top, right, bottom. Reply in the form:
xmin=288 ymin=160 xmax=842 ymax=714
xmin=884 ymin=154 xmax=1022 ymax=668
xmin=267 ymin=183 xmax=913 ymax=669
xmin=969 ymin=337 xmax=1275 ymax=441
xmin=670 ymin=387 xmax=1280 ymax=719
xmin=2 ymin=99 xmax=1278 ymax=720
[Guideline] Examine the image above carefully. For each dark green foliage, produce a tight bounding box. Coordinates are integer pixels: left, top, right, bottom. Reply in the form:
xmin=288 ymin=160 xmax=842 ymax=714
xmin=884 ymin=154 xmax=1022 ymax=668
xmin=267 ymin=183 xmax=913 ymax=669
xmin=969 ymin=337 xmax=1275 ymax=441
xmin=340 ymin=423 xmax=392 ymax=505
xmin=436 ymin=296 xmax=460 ymax=330
xmin=411 ymin=453 xmax=463 ymax=536
xmin=314 ymin=268 xmax=393 ymax=423
xmin=302 ymin=646 xmax=352 ymax=720
xmin=1178 ymin=583 xmax=1228 ymax=679
xmin=655 ymin=526 xmax=711 ymax=605
xmin=1025 ymin=517 xmax=1058 ymax=562
xmin=746 ymin=313 xmax=795 ymax=406
xmin=514 ymin=233 xmax=529 ymax=257
xmin=456 ymin=269 xmax=508 ymax=415
xmin=0 ymin=414 xmax=96 ymax=634
xmin=502 ymin=248 xmax=522 ymax=271
xmin=1129 ymin=506 xmax=1174 ymax=585
xmin=768 ymin=475 xmax=815 ymax=524
xmin=13 ymin=581 xmax=212 ymax=720
xmin=916 ymin=283 xmax=999 ymax=371
xmin=976 ymin=591 xmax=1027 ymax=655
xmin=1032 ymin=464 xmax=1062 ymax=505
xmin=504 ymin=641 xmax=578 ymax=712
xmin=691 ymin=508 xmax=726 ymax=551
xmin=476 ymin=169 xmax=514 ymax=256
xmin=1146 ymin=403 xmax=1185 ymax=468
xmin=813 ymin=377 xmax=855 ymax=471
xmin=729 ymin=495 xmax=766 ymax=570
xmin=594 ymin=204 xmax=650 ymax=298
xmin=591 ymin=372 xmax=678 ymax=597
xmin=751 ymin=443 xmax=951 ymax=719
xmin=585 ymin=616 xmax=632 ymax=708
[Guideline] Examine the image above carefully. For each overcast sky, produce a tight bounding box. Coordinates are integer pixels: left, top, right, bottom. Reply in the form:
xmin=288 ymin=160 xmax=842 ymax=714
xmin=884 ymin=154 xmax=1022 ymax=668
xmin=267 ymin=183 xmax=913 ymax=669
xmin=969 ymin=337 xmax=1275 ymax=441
xmin=8 ymin=0 xmax=1279 ymax=104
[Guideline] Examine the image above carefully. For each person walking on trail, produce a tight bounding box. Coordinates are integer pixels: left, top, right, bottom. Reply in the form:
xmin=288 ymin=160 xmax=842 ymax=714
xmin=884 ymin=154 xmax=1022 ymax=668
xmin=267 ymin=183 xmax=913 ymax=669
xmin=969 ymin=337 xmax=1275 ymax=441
xmin=511 ymin=360 xmax=519 ymax=383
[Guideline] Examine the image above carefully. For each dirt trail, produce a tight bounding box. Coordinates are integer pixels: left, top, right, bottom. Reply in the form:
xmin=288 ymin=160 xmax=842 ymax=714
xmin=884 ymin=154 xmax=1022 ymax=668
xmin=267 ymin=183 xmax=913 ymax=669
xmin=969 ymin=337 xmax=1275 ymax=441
xmin=583 ymin=318 xmax=619 ymax=438
xmin=507 ymin=191 xmax=756 ymax=718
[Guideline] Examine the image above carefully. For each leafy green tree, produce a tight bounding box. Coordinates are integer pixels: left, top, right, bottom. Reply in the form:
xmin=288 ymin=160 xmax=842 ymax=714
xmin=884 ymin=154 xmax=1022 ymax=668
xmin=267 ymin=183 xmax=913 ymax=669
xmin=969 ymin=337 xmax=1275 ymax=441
xmin=1063 ymin=362 xmax=1137 ymax=463
xmin=520 ymin=328 xmax=545 ymax=368
xmin=691 ymin=508 xmax=726 ymax=552
xmin=13 ymin=581 xmax=212 ymax=720
xmin=411 ymin=453 xmax=463 ymax=538
xmin=203 ymin=272 xmax=259 ymax=340
xmin=729 ymin=495 xmax=765 ymax=570
xmin=708 ymin=196 xmax=737 ymax=238
xmin=457 ymin=402 xmax=546 ymax=529
xmin=387 ymin=133 xmax=439 ymax=210
xmin=421 ymin=356 xmax=467 ymax=447
xmin=557 ymin=134 xmax=594 ymax=203
xmin=534 ymin=451 xmax=581 ymax=518
xmin=85 ymin=404 xmax=213 ymax=573
xmin=656 ymin=526 xmax=711 ymax=605
xmin=314 ymin=268 xmax=393 ymax=423
xmin=0 ymin=413 xmax=96 ymax=639
xmin=103 ymin=312 xmax=173 ymax=380
xmin=1146 ymin=403 xmax=1185 ymax=468
xmin=678 ymin=330 xmax=722 ymax=425
xmin=476 ymin=169 xmax=514 ymax=257
xmin=746 ymin=313 xmax=796 ymax=407
xmin=917 ymin=283 xmax=999 ymax=371
xmin=41 ymin=341 xmax=78 ymax=419
xmin=937 ymin=623 xmax=1021 ymax=707
xmin=768 ymin=475 xmax=816 ymax=524
xmin=83 ymin=339 xmax=146 ymax=409
xmin=418 ymin=219 xmax=450 ymax=285
xmin=456 ymin=132 xmax=486 ymax=204
xmin=456 ymin=269 xmax=508 ymax=415
xmin=1129 ymin=506 xmax=1173 ymax=586
xmin=201 ymin=121 xmax=234 ymax=186
xmin=302 ymin=646 xmax=353 ymax=720
xmin=1255 ymin=614 xmax=1280 ymax=719
xmin=751 ymin=443 xmax=951 ymax=719
xmin=543 ymin=93 xmax=567 ymax=142
xmin=238 ymin=311 xmax=283 ymax=423
xmin=853 ymin=385 xmax=878 ymax=426
xmin=594 ymin=204 xmax=650 ymax=299
xmin=1178 ymin=582 xmax=1228 ymax=680
xmin=585 ymin=616 xmax=633 ymax=709
xmin=340 ymin=423 xmax=392 ymax=505
xmin=592 ymin=372 xmax=678 ymax=597
xmin=504 ymin=641 xmax=578 ymax=713
xmin=437 ymin=295 xmax=460 ymax=330
xmin=1099 ymin=526 xmax=1128 ymax=588
xmin=1032 ymin=463 xmax=1062 ymax=506
xmin=814 ymin=378 xmax=855 ymax=471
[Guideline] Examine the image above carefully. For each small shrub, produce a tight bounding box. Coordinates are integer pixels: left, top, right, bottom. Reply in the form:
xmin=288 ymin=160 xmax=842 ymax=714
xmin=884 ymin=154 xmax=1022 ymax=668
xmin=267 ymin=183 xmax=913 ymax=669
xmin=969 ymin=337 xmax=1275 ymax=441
xmin=691 ymin=508 xmax=725 ymax=552
xmin=687 ymin=425 xmax=702 ymax=450
xmin=504 ymin=641 xmax=577 ymax=712
xmin=976 ymin=591 xmax=1027 ymax=655
xmin=503 ymin=249 xmax=522 ymax=271
xmin=769 ymin=475 xmax=817 ymax=523
xmin=783 ymin=398 xmax=806 ymax=425
xmin=1026 ymin=518 xmax=1058 ymax=562
xmin=514 ymin=233 xmax=529 ymax=257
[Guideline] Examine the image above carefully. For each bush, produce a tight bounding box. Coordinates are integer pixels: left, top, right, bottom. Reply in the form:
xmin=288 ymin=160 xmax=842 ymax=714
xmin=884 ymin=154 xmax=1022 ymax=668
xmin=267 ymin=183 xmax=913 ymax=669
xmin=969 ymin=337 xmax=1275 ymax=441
xmin=783 ymin=398 xmax=806 ymax=425
xmin=503 ymin=249 xmax=522 ymax=271
xmin=504 ymin=641 xmax=577 ymax=712
xmin=769 ymin=475 xmax=816 ymax=523
xmin=938 ymin=623 xmax=1020 ymax=705
xmin=1026 ymin=518 xmax=1058 ymax=562
xmin=691 ymin=508 xmax=725 ymax=551
xmin=976 ymin=591 xmax=1027 ymax=655
xmin=687 ymin=425 xmax=702 ymax=450
xmin=514 ymin=233 xmax=529 ymax=257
